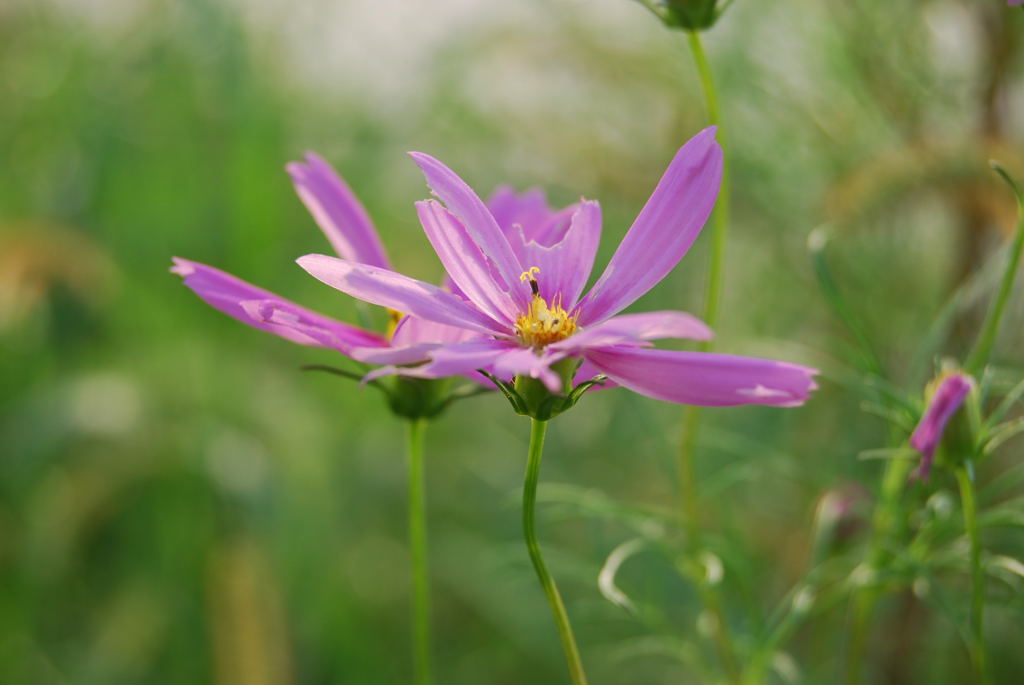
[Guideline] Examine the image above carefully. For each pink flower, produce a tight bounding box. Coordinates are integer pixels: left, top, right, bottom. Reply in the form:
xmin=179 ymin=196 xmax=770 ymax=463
xmin=297 ymin=128 xmax=818 ymax=408
xmin=171 ymin=154 xmax=543 ymax=368
xmin=909 ymin=372 xmax=974 ymax=479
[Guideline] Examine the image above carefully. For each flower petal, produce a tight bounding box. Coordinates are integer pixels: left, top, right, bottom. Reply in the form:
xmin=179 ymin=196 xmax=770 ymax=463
xmin=512 ymin=200 xmax=602 ymax=309
xmin=577 ymin=127 xmax=723 ymax=325
xmin=374 ymin=339 xmax=515 ymax=380
xmin=409 ymin=152 xmax=530 ymax=310
xmin=287 ymin=153 xmax=391 ymax=268
xmin=350 ymin=343 xmax=440 ymax=365
xmin=296 ymin=254 xmax=509 ymax=336
xmin=584 ymin=346 xmax=818 ymax=407
xmin=416 ymin=200 xmax=519 ymax=324
xmin=491 ymin=347 xmax=566 ymax=393
xmin=909 ymin=373 xmax=973 ymax=479
xmin=487 ymin=186 xmax=556 ymax=241
xmin=550 ymin=310 xmax=712 ymax=354
xmin=390 ymin=315 xmax=479 ymax=347
xmin=172 ymin=257 xmax=386 ymax=351
xmin=340 ymin=315 xmax=482 ymax=366
xmin=573 ymin=360 xmax=618 ymax=391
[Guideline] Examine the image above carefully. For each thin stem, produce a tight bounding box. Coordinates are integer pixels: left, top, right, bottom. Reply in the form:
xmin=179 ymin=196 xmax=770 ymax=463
xmin=699 ymin=581 xmax=740 ymax=682
xmin=846 ymin=453 xmax=914 ymax=685
xmin=687 ymin=30 xmax=728 ymax=339
xmin=956 ymin=465 xmax=989 ymax=684
xmin=846 ymin=596 xmax=870 ymax=685
xmin=676 ymin=30 xmax=740 ymax=683
xmin=407 ymin=418 xmax=432 ymax=685
xmin=523 ymin=419 xmax=588 ymax=685
xmin=678 ymin=407 xmax=703 ymax=540
xmin=965 ymin=165 xmax=1024 ymax=374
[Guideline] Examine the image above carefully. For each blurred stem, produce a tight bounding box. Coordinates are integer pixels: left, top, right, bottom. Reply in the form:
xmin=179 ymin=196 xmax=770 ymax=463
xmin=676 ymin=30 xmax=739 ymax=684
xmin=847 ymin=453 xmax=914 ymax=685
xmin=687 ymin=30 xmax=728 ymax=337
xmin=847 ymin=597 xmax=870 ymax=685
xmin=956 ymin=464 xmax=989 ymax=684
xmin=523 ymin=419 xmax=588 ymax=685
xmin=678 ymin=407 xmax=702 ymax=541
xmin=965 ymin=164 xmax=1024 ymax=374
xmin=407 ymin=418 xmax=432 ymax=685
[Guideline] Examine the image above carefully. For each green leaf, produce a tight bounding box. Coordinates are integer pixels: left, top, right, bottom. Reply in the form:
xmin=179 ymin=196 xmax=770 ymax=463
xmin=983 ymin=417 xmax=1024 ymax=456
xmin=857 ymin=447 xmax=919 ymax=461
xmin=535 ymin=483 xmax=674 ymax=532
xmin=860 ymin=401 xmax=915 ymax=432
xmin=985 ymin=376 xmax=1024 ymax=430
xmin=808 ymin=226 xmax=885 ymax=378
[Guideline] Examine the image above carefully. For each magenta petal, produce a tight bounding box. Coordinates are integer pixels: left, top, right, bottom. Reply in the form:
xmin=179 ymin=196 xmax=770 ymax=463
xmin=359 ymin=317 xmax=480 ymax=368
xmin=287 ymin=153 xmax=391 ymax=269
xmin=909 ymin=373 xmax=973 ymax=479
xmin=488 ymin=186 xmax=578 ymax=248
xmin=584 ymin=346 xmax=818 ymax=407
xmin=416 ymin=200 xmax=519 ymax=325
xmin=350 ymin=343 xmax=440 ymax=365
xmin=574 ymin=359 xmax=618 ymax=391
xmin=171 ymin=257 xmax=386 ymax=351
xmin=296 ymin=254 xmax=510 ymax=336
xmin=386 ymin=339 xmax=515 ymax=379
xmin=240 ymin=299 xmax=386 ymax=351
xmin=511 ymin=200 xmax=602 ymax=309
xmin=390 ymin=315 xmax=478 ymax=346
xmin=359 ymin=339 xmax=510 ymax=386
xmin=577 ymin=128 xmax=723 ymax=325
xmin=409 ymin=152 xmax=530 ymax=310
xmin=551 ymin=310 xmax=712 ymax=354
xmin=487 ymin=186 xmax=557 ymax=241
xmin=491 ymin=347 xmax=566 ymax=393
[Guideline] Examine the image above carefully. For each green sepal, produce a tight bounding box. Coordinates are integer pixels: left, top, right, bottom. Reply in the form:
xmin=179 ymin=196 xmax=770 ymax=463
xmin=931 ymin=389 xmax=979 ymax=474
xmin=302 ymin=364 xmax=486 ymax=420
xmin=384 ymin=376 xmax=456 ymax=420
xmin=478 ymin=370 xmax=529 ymax=415
xmin=484 ymin=357 xmax=608 ymax=421
xmin=664 ymin=0 xmax=717 ymax=30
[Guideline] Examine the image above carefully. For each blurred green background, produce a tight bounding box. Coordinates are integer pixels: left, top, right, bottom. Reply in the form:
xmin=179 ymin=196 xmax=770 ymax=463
xmin=2 ymin=0 xmax=1023 ymax=683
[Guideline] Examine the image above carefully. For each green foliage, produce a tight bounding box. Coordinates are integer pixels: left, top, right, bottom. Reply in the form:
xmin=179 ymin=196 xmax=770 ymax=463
xmin=2 ymin=0 xmax=1023 ymax=683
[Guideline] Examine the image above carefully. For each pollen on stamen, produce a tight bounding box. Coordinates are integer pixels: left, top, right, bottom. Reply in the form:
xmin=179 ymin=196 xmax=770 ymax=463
xmin=515 ymin=266 xmax=577 ymax=348
xmin=520 ymin=266 xmax=541 ymax=296
xmin=385 ymin=308 xmax=404 ymax=340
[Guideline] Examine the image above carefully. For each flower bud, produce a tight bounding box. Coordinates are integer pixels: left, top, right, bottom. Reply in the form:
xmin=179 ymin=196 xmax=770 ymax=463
xmin=665 ymin=0 xmax=725 ymax=31
xmin=909 ymin=372 xmax=974 ymax=480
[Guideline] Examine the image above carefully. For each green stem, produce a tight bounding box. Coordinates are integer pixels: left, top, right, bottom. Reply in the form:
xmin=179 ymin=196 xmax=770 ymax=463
xmin=846 ymin=596 xmax=869 ymax=685
xmin=678 ymin=407 xmax=703 ymax=540
xmin=676 ymin=30 xmax=740 ymax=683
xmin=523 ymin=419 xmax=588 ymax=685
xmin=407 ymin=418 xmax=432 ymax=685
xmin=846 ymin=454 xmax=914 ymax=685
xmin=956 ymin=465 xmax=989 ymax=684
xmin=686 ymin=30 xmax=728 ymax=339
xmin=965 ymin=165 xmax=1024 ymax=374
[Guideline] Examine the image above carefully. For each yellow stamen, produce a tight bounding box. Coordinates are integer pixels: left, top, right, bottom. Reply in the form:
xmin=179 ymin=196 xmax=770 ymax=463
xmin=386 ymin=308 xmax=403 ymax=340
xmin=515 ymin=268 xmax=577 ymax=348
xmin=520 ymin=266 xmax=541 ymax=282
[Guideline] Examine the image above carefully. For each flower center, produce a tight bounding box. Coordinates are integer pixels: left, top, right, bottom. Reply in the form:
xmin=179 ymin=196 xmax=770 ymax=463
xmin=515 ymin=267 xmax=577 ymax=348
